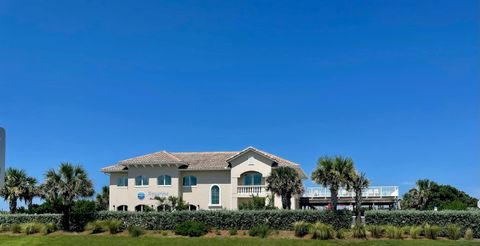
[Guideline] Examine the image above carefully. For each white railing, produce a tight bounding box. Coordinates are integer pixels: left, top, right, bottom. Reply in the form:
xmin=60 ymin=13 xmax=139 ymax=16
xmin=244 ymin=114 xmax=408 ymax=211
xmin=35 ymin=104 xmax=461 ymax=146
xmin=303 ymin=186 xmax=399 ymax=198
xmin=237 ymin=185 xmax=267 ymax=195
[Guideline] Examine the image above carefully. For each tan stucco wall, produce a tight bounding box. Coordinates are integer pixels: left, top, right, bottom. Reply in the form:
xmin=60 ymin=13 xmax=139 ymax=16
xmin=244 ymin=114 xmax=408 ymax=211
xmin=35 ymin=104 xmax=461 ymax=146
xmin=180 ymin=170 xmax=231 ymax=210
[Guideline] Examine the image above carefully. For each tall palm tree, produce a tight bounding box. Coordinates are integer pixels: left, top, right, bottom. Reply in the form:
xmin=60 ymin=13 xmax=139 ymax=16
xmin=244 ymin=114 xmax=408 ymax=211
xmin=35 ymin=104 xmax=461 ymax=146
xmin=266 ymin=166 xmax=304 ymax=209
xmin=95 ymin=186 xmax=109 ymax=211
xmin=0 ymin=168 xmax=28 ymax=213
xmin=311 ymin=156 xmax=355 ymax=211
xmin=351 ymin=172 xmax=369 ymax=223
xmin=43 ymin=163 xmax=94 ymax=230
xmin=21 ymin=176 xmax=39 ymax=211
xmin=416 ymin=179 xmax=436 ymax=210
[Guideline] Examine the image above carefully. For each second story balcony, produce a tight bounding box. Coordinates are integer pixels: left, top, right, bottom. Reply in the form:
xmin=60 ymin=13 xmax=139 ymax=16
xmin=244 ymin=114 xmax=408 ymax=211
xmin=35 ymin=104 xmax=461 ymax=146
xmin=303 ymin=186 xmax=399 ymax=198
xmin=237 ymin=185 xmax=267 ymax=197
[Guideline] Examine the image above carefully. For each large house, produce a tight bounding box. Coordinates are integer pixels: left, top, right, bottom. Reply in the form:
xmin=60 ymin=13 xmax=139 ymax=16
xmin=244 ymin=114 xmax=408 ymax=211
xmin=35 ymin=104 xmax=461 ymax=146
xmin=101 ymin=146 xmax=306 ymax=211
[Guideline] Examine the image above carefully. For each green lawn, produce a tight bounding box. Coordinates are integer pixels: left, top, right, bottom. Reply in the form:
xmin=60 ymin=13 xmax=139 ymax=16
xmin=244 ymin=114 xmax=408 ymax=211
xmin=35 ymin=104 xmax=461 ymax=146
xmin=0 ymin=235 xmax=479 ymax=246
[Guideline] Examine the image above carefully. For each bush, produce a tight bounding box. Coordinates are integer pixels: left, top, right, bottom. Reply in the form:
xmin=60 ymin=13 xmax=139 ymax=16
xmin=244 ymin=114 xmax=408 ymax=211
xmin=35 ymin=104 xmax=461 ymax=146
xmin=228 ymin=228 xmax=237 ymax=236
xmin=128 ymin=225 xmax=144 ymax=237
xmin=42 ymin=222 xmax=57 ymax=235
xmin=248 ymin=224 xmax=271 ymax=238
xmin=446 ymin=224 xmax=461 ymax=240
xmin=22 ymin=223 xmax=43 ymax=235
xmin=0 ymin=214 xmax=62 ymax=230
xmin=424 ymin=224 xmax=440 ymax=240
xmin=11 ymin=224 xmax=22 ymax=233
xmin=70 ymin=200 xmax=97 ymax=232
xmin=85 ymin=220 xmax=106 ymax=234
xmin=367 ymin=225 xmax=384 ymax=238
xmin=309 ymin=222 xmax=334 ymax=240
xmin=464 ymin=228 xmax=473 ymax=240
xmin=175 ymin=221 xmax=208 ymax=237
xmin=365 ymin=210 xmax=480 ymax=238
xmin=385 ymin=225 xmax=403 ymax=239
xmin=96 ymin=210 xmax=351 ymax=231
xmin=107 ymin=219 xmax=122 ymax=234
xmin=0 ymin=224 xmax=10 ymax=232
xmin=352 ymin=224 xmax=367 ymax=239
xmin=293 ymin=221 xmax=309 ymax=237
xmin=336 ymin=228 xmax=348 ymax=239
xmin=410 ymin=226 xmax=422 ymax=239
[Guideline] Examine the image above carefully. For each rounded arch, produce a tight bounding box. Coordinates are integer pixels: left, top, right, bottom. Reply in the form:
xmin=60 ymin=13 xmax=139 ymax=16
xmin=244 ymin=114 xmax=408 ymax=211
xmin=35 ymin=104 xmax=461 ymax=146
xmin=157 ymin=204 xmax=172 ymax=212
xmin=240 ymin=171 xmax=263 ymax=185
xmin=135 ymin=204 xmax=149 ymax=212
xmin=117 ymin=205 xmax=128 ymax=211
xmin=210 ymin=184 xmax=221 ymax=206
xmin=188 ymin=204 xmax=197 ymax=211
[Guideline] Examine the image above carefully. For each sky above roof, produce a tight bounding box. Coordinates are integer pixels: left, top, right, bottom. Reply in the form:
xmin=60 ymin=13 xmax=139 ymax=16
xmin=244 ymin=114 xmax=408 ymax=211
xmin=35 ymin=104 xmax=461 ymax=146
xmin=0 ymin=0 xmax=479 ymax=209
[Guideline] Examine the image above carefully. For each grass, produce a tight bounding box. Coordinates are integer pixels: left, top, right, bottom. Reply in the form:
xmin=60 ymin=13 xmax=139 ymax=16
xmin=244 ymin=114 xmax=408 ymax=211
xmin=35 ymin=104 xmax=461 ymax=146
xmin=0 ymin=235 xmax=479 ymax=246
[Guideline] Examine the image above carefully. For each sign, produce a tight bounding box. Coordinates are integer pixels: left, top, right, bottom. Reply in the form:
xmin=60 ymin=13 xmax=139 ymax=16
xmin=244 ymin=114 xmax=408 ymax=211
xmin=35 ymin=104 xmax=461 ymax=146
xmin=137 ymin=192 xmax=145 ymax=200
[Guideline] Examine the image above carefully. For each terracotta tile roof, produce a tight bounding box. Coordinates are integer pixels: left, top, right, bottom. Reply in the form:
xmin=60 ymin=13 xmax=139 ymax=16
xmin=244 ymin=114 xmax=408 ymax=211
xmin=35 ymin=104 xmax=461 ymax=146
xmin=101 ymin=147 xmax=306 ymax=177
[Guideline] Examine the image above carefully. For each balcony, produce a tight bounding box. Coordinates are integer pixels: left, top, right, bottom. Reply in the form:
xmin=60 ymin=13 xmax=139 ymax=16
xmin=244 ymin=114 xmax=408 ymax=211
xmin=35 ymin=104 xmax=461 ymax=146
xmin=237 ymin=185 xmax=267 ymax=197
xmin=303 ymin=186 xmax=399 ymax=198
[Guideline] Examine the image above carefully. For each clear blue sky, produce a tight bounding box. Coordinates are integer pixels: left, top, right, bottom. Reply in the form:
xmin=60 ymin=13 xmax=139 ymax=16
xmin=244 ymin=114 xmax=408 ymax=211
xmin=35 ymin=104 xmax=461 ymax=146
xmin=1 ymin=1 xmax=479 ymax=209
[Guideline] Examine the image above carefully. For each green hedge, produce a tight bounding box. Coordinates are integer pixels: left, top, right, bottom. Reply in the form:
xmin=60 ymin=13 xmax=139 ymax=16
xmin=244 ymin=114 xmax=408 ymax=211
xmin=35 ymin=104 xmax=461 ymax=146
xmin=365 ymin=210 xmax=480 ymax=237
xmin=96 ymin=210 xmax=351 ymax=230
xmin=0 ymin=214 xmax=62 ymax=228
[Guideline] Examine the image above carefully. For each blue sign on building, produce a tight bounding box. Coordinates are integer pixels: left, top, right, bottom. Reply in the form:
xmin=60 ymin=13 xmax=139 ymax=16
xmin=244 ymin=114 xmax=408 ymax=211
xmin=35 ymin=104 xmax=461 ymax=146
xmin=137 ymin=192 xmax=145 ymax=200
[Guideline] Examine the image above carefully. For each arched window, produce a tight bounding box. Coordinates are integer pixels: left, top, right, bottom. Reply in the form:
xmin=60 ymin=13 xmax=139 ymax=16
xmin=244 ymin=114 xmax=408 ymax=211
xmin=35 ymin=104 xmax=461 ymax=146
xmin=135 ymin=204 xmax=150 ymax=212
xmin=157 ymin=175 xmax=172 ymax=186
xmin=157 ymin=204 xmax=171 ymax=212
xmin=243 ymin=172 xmax=262 ymax=185
xmin=117 ymin=205 xmax=128 ymax=211
xmin=210 ymin=185 xmax=220 ymax=205
xmin=117 ymin=176 xmax=128 ymax=187
xmin=189 ymin=205 xmax=197 ymax=211
xmin=135 ymin=175 xmax=149 ymax=186
xmin=182 ymin=176 xmax=197 ymax=186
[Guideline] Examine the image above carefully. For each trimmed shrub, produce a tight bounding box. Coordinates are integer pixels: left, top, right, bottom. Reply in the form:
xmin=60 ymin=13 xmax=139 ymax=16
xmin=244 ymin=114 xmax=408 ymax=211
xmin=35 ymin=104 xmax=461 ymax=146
xmin=293 ymin=221 xmax=309 ymax=237
xmin=424 ymin=224 xmax=440 ymax=240
xmin=11 ymin=224 xmax=22 ymax=234
xmin=0 ymin=214 xmax=62 ymax=230
xmin=128 ymin=225 xmax=144 ymax=237
xmin=22 ymin=223 xmax=43 ymax=235
xmin=336 ymin=228 xmax=348 ymax=239
xmin=410 ymin=226 xmax=422 ymax=239
xmin=367 ymin=225 xmax=384 ymax=238
xmin=175 ymin=221 xmax=208 ymax=237
xmin=365 ymin=210 xmax=480 ymax=238
xmin=446 ymin=224 xmax=461 ymax=240
xmin=96 ymin=210 xmax=351 ymax=231
xmin=248 ymin=224 xmax=271 ymax=238
xmin=385 ymin=225 xmax=403 ymax=239
xmin=42 ymin=222 xmax=57 ymax=235
xmin=464 ymin=228 xmax=473 ymax=240
xmin=107 ymin=220 xmax=122 ymax=234
xmin=352 ymin=224 xmax=367 ymax=239
xmin=309 ymin=222 xmax=334 ymax=240
xmin=228 ymin=228 xmax=237 ymax=236
xmin=85 ymin=220 xmax=106 ymax=234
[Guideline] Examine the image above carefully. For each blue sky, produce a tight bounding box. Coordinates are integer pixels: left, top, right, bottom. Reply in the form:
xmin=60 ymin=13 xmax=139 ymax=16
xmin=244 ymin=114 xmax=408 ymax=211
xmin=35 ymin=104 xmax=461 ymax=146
xmin=0 ymin=1 xmax=479 ymax=209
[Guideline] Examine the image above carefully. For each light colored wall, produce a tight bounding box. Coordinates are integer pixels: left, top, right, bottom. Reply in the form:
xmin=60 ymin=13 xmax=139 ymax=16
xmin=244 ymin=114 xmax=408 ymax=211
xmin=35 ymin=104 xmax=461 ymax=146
xmin=109 ymin=166 xmax=180 ymax=211
xmin=180 ymin=170 xmax=231 ymax=210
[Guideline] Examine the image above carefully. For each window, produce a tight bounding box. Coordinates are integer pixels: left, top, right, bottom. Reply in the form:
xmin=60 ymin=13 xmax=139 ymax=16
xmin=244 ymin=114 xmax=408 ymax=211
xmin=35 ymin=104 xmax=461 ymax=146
xmin=117 ymin=205 xmax=128 ymax=211
xmin=243 ymin=172 xmax=262 ymax=185
xmin=117 ymin=176 xmax=128 ymax=187
xmin=182 ymin=176 xmax=197 ymax=186
xmin=210 ymin=185 xmax=220 ymax=205
xmin=135 ymin=175 xmax=149 ymax=186
xmin=157 ymin=175 xmax=172 ymax=186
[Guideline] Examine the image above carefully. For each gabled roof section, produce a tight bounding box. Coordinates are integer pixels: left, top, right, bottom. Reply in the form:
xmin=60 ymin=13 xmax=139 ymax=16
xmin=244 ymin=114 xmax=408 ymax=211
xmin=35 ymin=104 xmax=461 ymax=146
xmin=100 ymin=164 xmax=128 ymax=173
xmin=225 ymin=146 xmax=277 ymax=164
xmin=118 ymin=150 xmax=187 ymax=165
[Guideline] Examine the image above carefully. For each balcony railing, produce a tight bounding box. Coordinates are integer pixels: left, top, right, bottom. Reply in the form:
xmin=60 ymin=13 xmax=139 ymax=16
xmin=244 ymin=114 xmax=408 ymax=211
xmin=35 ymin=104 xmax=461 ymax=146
xmin=237 ymin=185 xmax=267 ymax=196
xmin=303 ymin=186 xmax=399 ymax=198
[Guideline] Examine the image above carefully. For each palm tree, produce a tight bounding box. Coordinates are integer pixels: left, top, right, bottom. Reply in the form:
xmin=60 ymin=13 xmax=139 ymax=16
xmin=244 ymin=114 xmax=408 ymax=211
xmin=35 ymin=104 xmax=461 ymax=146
xmin=311 ymin=156 xmax=355 ymax=211
xmin=42 ymin=163 xmax=94 ymax=230
xmin=21 ymin=176 xmax=39 ymax=211
xmin=351 ymin=172 xmax=369 ymax=223
xmin=95 ymin=186 xmax=109 ymax=211
xmin=416 ymin=179 xmax=436 ymax=210
xmin=266 ymin=166 xmax=304 ymax=209
xmin=0 ymin=168 xmax=28 ymax=213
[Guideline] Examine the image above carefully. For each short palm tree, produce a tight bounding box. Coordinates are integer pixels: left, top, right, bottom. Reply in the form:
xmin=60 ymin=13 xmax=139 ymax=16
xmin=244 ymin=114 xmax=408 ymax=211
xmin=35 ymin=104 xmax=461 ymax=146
xmin=43 ymin=163 xmax=94 ymax=230
xmin=351 ymin=172 xmax=369 ymax=223
xmin=266 ymin=166 xmax=304 ymax=209
xmin=21 ymin=176 xmax=39 ymax=211
xmin=311 ymin=156 xmax=355 ymax=211
xmin=95 ymin=186 xmax=109 ymax=211
xmin=0 ymin=168 xmax=28 ymax=213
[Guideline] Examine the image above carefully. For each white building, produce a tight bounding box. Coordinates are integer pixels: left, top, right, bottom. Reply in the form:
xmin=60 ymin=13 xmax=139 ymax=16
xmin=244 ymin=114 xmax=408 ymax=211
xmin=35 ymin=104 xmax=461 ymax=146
xmin=101 ymin=146 xmax=306 ymax=211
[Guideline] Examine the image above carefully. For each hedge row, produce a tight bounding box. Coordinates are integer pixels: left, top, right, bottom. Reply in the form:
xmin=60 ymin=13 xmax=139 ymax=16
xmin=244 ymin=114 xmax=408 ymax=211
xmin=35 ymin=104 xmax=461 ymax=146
xmin=365 ymin=210 xmax=480 ymax=237
xmin=0 ymin=214 xmax=62 ymax=228
xmin=96 ymin=210 xmax=352 ymax=230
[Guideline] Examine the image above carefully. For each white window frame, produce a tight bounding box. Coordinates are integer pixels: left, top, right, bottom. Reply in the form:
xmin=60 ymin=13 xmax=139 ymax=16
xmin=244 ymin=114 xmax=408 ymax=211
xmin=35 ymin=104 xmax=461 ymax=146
xmin=135 ymin=175 xmax=149 ymax=187
xmin=209 ymin=184 xmax=221 ymax=206
xmin=117 ymin=176 xmax=128 ymax=187
xmin=182 ymin=176 xmax=197 ymax=187
xmin=157 ymin=175 xmax=172 ymax=187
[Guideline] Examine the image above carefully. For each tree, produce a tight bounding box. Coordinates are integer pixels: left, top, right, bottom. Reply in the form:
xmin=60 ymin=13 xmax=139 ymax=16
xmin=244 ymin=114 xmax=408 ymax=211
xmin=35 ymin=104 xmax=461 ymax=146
xmin=311 ymin=156 xmax=355 ymax=211
xmin=266 ymin=166 xmax=304 ymax=209
xmin=95 ymin=186 xmax=109 ymax=211
xmin=42 ymin=163 xmax=94 ymax=230
xmin=351 ymin=172 xmax=369 ymax=223
xmin=155 ymin=196 xmax=189 ymax=211
xmin=22 ymin=176 xmax=39 ymax=211
xmin=0 ymin=168 xmax=28 ymax=213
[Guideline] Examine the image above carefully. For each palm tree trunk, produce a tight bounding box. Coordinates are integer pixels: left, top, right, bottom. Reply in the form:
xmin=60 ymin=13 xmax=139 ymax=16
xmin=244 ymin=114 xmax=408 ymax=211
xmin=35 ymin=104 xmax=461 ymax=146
xmin=330 ymin=187 xmax=338 ymax=211
xmin=355 ymin=193 xmax=362 ymax=224
xmin=281 ymin=195 xmax=289 ymax=209
xmin=9 ymin=198 xmax=17 ymax=214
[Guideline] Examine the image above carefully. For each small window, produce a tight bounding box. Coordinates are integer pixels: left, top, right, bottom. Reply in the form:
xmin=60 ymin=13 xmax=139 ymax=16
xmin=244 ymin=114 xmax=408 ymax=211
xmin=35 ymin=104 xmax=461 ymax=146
xmin=244 ymin=172 xmax=262 ymax=185
xmin=117 ymin=176 xmax=128 ymax=187
xmin=135 ymin=175 xmax=149 ymax=186
xmin=211 ymin=185 xmax=220 ymax=205
xmin=182 ymin=176 xmax=197 ymax=186
xmin=157 ymin=175 xmax=172 ymax=186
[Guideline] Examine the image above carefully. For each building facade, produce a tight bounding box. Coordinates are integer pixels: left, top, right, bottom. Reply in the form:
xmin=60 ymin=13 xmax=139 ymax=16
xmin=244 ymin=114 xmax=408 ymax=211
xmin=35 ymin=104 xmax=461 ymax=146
xmin=101 ymin=147 xmax=306 ymax=211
